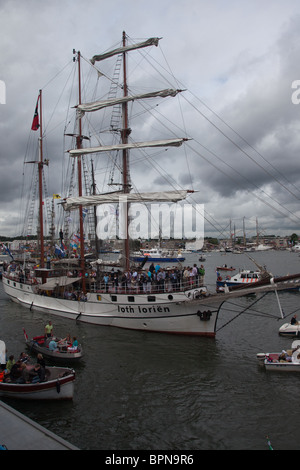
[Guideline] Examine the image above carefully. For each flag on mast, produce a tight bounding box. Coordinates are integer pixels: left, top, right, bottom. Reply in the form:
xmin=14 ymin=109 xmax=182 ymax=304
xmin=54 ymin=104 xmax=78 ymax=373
xmin=31 ymin=96 xmax=40 ymax=131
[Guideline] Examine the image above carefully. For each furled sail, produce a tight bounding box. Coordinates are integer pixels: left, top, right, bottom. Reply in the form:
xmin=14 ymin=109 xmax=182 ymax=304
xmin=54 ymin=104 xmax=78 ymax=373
xmin=68 ymin=138 xmax=187 ymax=157
xmin=62 ymin=190 xmax=191 ymax=211
xmin=90 ymin=37 xmax=160 ymax=64
xmin=76 ymin=89 xmax=183 ymax=118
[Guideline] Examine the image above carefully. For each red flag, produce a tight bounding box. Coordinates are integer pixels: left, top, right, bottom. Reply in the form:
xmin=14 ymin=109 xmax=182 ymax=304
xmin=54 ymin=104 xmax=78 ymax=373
xmin=31 ymin=96 xmax=40 ymax=131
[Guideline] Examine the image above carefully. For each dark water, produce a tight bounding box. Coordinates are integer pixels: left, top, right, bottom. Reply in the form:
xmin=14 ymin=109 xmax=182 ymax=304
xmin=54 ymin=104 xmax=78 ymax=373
xmin=1 ymin=250 xmax=300 ymax=450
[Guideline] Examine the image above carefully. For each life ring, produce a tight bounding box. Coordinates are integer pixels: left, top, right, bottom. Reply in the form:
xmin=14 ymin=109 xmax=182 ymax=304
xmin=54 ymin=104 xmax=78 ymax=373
xmin=217 ymin=276 xmax=222 ymax=281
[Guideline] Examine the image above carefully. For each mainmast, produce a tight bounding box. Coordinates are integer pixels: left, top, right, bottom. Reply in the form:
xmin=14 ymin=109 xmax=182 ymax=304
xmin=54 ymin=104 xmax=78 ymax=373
xmin=66 ymin=35 xmax=188 ymax=274
xmin=122 ymin=31 xmax=131 ymax=272
xmin=75 ymin=50 xmax=86 ymax=292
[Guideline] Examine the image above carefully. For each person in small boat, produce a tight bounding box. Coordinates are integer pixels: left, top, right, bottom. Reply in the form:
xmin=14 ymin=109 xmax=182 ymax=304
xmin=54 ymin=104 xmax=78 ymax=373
xmin=9 ymin=360 xmax=23 ymax=381
xmin=68 ymin=337 xmax=78 ymax=351
xmin=278 ymin=350 xmax=292 ymax=362
xmin=19 ymin=352 xmax=29 ymax=363
xmin=6 ymin=355 xmax=15 ymax=372
xmin=31 ymin=363 xmax=46 ymax=383
xmin=45 ymin=320 xmax=53 ymax=338
xmin=291 ymin=315 xmax=298 ymax=325
xmin=16 ymin=362 xmax=32 ymax=384
xmin=48 ymin=339 xmax=58 ymax=351
xmin=37 ymin=353 xmax=46 ymax=368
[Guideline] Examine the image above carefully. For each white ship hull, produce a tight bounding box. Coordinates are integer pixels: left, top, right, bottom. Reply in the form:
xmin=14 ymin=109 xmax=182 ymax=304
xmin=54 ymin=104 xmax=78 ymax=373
xmin=2 ymin=276 xmax=222 ymax=336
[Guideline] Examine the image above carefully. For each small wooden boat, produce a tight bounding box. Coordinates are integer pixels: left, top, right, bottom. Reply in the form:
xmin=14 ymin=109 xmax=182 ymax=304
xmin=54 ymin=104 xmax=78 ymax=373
xmin=23 ymin=329 xmax=83 ymax=363
xmin=0 ymin=366 xmax=75 ymax=400
xmin=257 ymin=340 xmax=300 ymax=372
xmin=216 ymin=266 xmax=235 ymax=271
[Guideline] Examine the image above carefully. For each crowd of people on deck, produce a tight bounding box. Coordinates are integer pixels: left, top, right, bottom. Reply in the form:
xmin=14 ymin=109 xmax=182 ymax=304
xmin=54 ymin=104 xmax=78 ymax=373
xmin=3 ymin=259 xmax=206 ymax=297
xmin=96 ymin=263 xmax=206 ymax=294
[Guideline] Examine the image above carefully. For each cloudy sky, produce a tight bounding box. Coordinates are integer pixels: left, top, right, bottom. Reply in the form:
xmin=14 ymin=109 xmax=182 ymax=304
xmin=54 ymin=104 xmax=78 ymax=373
xmin=1 ymin=0 xmax=300 ymax=241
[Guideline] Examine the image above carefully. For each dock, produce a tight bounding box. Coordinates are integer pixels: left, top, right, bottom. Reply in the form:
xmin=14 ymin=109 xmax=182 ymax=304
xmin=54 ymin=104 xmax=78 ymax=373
xmin=0 ymin=400 xmax=79 ymax=450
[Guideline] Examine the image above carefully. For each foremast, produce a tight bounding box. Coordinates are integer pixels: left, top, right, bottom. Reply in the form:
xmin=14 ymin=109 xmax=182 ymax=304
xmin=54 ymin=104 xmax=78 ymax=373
xmin=74 ymin=50 xmax=86 ymax=292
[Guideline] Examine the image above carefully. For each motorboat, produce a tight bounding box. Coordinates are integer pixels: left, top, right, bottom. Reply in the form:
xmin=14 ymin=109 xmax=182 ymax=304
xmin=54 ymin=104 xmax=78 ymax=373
xmin=130 ymin=247 xmax=185 ymax=263
xmin=216 ymin=269 xmax=262 ymax=291
xmin=257 ymin=340 xmax=300 ymax=371
xmin=255 ymin=244 xmax=273 ymax=251
xmin=279 ymin=318 xmax=300 ymax=337
xmin=23 ymin=329 xmax=83 ymax=362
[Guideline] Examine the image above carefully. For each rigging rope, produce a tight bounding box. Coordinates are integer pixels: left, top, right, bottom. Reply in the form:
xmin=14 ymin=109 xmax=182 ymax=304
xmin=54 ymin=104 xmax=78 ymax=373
xmin=216 ymin=292 xmax=270 ymax=332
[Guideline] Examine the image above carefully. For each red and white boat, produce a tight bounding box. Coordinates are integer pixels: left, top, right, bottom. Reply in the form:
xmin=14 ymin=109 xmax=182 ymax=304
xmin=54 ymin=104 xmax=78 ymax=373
xmin=0 ymin=341 xmax=75 ymax=400
xmin=23 ymin=329 xmax=83 ymax=363
xmin=0 ymin=367 xmax=75 ymax=400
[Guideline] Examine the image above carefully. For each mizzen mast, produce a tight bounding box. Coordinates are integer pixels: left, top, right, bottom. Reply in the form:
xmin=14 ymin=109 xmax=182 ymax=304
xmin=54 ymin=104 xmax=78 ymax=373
xmin=27 ymin=89 xmax=48 ymax=268
xmin=38 ymin=89 xmax=45 ymax=268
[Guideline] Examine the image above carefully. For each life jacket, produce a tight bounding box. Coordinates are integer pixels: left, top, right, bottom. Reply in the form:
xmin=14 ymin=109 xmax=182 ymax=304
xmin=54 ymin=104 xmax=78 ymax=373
xmin=0 ymin=371 xmax=5 ymax=382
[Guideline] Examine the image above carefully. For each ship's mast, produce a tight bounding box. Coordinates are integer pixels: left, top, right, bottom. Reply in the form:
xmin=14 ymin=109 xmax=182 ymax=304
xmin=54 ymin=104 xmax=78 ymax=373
xmin=122 ymin=31 xmax=131 ymax=272
xmin=76 ymin=51 xmax=86 ymax=291
xmin=38 ymin=89 xmax=45 ymax=268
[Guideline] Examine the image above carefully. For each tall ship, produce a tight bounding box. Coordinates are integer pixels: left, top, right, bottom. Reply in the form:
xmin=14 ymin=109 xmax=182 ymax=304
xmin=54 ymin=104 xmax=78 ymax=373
xmin=3 ymin=33 xmax=300 ymax=336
